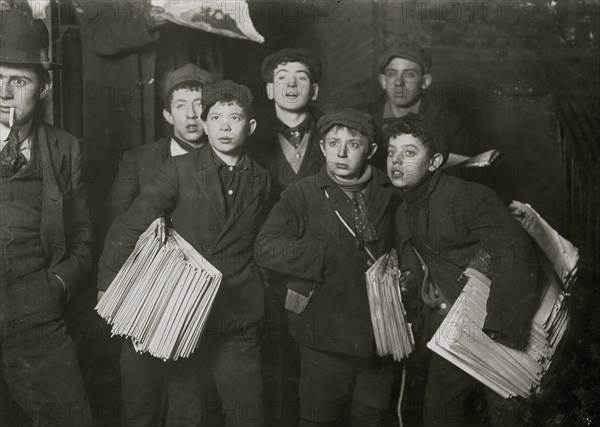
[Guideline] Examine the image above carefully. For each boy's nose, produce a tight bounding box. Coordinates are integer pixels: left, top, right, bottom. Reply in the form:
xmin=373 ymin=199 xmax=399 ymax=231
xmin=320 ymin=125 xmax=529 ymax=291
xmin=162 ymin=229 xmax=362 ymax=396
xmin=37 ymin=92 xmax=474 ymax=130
xmin=220 ymin=121 xmax=231 ymax=131
xmin=337 ymin=144 xmax=348 ymax=157
xmin=188 ymin=105 xmax=199 ymax=119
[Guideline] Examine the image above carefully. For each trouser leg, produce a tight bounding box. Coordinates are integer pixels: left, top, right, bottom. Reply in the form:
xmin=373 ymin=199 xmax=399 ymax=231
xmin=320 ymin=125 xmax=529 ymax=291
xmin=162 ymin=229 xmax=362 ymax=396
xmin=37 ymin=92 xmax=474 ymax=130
xmin=298 ymin=347 xmax=354 ymax=425
xmin=120 ymin=341 xmax=166 ymax=427
xmin=213 ymin=328 xmax=264 ymax=427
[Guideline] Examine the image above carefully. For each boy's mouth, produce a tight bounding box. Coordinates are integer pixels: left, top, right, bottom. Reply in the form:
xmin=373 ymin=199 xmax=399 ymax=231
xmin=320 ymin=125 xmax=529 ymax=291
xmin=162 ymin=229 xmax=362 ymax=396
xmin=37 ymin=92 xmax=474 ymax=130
xmin=186 ymin=125 xmax=199 ymax=132
xmin=218 ymin=137 xmax=233 ymax=143
xmin=390 ymin=170 xmax=404 ymax=178
xmin=335 ymin=163 xmax=349 ymax=170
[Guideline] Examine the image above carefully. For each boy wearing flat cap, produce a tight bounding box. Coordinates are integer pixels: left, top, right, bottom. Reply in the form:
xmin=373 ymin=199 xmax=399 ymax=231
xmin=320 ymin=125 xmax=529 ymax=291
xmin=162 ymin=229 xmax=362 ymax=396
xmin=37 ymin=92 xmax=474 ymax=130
xmin=100 ymin=63 xmax=215 ymax=427
xmin=250 ymin=47 xmax=326 ymax=424
xmin=99 ymin=80 xmax=270 ymax=427
xmin=105 ymin=63 xmax=213 ymax=225
xmin=386 ymin=114 xmax=539 ymax=426
xmin=256 ymin=109 xmax=400 ymax=426
xmin=373 ymin=42 xmax=473 ymax=166
xmin=251 ymin=47 xmax=325 ymax=195
xmin=0 ymin=8 xmax=93 ymax=427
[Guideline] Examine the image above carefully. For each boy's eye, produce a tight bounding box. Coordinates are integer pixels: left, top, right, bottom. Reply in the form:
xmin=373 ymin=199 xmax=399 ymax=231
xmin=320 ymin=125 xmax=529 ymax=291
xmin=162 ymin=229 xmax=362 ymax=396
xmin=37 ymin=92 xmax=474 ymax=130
xmin=405 ymin=150 xmax=415 ymax=157
xmin=231 ymin=116 xmax=241 ymax=121
xmin=328 ymin=140 xmax=339 ymax=147
xmin=404 ymin=71 xmax=417 ymax=79
xmin=176 ymin=104 xmax=185 ymax=110
xmin=349 ymin=142 xmax=360 ymax=149
xmin=209 ymin=115 xmax=219 ymax=120
xmin=387 ymin=150 xmax=395 ymax=157
xmin=385 ymin=71 xmax=397 ymax=79
xmin=10 ymin=78 xmax=27 ymax=87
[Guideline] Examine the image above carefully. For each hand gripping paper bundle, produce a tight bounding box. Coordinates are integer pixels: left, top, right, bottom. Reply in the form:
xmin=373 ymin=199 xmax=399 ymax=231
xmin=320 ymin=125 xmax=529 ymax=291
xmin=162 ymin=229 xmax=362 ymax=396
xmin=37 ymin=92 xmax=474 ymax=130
xmin=366 ymin=248 xmax=415 ymax=361
xmin=96 ymin=218 xmax=222 ymax=361
xmin=427 ymin=202 xmax=578 ymax=398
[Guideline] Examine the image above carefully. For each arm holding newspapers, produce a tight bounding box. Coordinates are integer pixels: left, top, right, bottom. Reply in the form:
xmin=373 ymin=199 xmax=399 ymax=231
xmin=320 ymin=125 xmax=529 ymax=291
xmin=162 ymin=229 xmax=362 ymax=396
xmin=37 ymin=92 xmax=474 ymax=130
xmin=459 ymin=182 xmax=540 ymax=348
xmin=98 ymin=158 xmax=180 ymax=293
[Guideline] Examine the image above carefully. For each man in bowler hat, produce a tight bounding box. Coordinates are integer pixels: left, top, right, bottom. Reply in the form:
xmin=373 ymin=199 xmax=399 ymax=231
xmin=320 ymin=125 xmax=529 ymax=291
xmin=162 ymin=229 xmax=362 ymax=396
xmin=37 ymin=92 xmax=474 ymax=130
xmin=0 ymin=7 xmax=93 ymax=427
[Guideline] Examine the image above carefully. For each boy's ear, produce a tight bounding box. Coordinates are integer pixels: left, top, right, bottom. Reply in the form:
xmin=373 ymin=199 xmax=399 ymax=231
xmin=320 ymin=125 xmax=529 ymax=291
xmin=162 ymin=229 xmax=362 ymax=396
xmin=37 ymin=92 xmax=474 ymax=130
xmin=248 ymin=119 xmax=257 ymax=135
xmin=266 ymin=83 xmax=274 ymax=101
xmin=310 ymin=83 xmax=319 ymax=101
xmin=421 ymin=74 xmax=433 ymax=90
xmin=429 ymin=152 xmax=443 ymax=171
xmin=367 ymin=142 xmax=378 ymax=160
xmin=162 ymin=109 xmax=174 ymax=126
xmin=39 ymin=81 xmax=52 ymax=99
xmin=319 ymin=139 xmax=326 ymax=157
xmin=378 ymin=74 xmax=387 ymax=90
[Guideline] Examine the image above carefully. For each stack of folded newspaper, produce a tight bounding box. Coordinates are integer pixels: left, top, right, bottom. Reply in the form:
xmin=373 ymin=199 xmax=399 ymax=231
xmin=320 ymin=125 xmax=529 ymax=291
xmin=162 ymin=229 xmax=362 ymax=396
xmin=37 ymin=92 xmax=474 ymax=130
xmin=366 ymin=249 xmax=415 ymax=361
xmin=96 ymin=218 xmax=222 ymax=361
xmin=427 ymin=202 xmax=578 ymax=398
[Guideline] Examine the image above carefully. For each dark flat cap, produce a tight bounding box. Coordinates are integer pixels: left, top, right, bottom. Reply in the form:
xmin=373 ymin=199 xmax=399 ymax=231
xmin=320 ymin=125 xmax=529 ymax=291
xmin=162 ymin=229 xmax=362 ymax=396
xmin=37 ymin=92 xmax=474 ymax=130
xmin=261 ymin=48 xmax=322 ymax=82
xmin=318 ymin=109 xmax=376 ymax=143
xmin=200 ymin=80 xmax=254 ymax=120
xmin=379 ymin=42 xmax=431 ymax=74
xmin=0 ymin=8 xmax=58 ymax=69
xmin=392 ymin=114 xmax=449 ymax=165
xmin=161 ymin=63 xmax=214 ymax=106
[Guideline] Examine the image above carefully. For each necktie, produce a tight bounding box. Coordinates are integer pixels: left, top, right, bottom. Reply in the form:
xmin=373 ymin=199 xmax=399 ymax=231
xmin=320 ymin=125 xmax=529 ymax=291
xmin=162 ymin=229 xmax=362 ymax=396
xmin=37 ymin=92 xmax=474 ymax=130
xmin=352 ymin=190 xmax=378 ymax=244
xmin=282 ymin=126 xmax=306 ymax=149
xmin=0 ymin=127 xmax=27 ymax=176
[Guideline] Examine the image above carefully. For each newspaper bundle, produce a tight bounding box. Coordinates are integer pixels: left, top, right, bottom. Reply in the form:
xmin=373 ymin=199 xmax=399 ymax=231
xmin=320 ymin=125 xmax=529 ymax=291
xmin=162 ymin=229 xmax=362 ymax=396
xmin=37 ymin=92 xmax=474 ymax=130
xmin=96 ymin=218 xmax=222 ymax=361
xmin=427 ymin=203 xmax=577 ymax=398
xmin=366 ymin=249 xmax=415 ymax=361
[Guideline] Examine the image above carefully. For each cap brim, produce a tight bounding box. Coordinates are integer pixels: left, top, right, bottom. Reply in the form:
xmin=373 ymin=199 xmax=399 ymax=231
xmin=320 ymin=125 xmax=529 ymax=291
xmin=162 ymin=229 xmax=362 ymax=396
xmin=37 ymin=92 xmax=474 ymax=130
xmin=0 ymin=59 xmax=62 ymax=69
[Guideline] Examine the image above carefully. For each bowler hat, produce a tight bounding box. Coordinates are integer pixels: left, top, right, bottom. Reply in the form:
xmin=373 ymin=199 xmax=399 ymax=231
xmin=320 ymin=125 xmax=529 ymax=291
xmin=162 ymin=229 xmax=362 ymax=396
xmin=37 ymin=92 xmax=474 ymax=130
xmin=379 ymin=42 xmax=431 ymax=74
xmin=200 ymin=80 xmax=254 ymax=120
xmin=261 ymin=48 xmax=322 ymax=82
xmin=161 ymin=63 xmax=214 ymax=106
xmin=0 ymin=8 xmax=58 ymax=69
xmin=318 ymin=109 xmax=376 ymax=143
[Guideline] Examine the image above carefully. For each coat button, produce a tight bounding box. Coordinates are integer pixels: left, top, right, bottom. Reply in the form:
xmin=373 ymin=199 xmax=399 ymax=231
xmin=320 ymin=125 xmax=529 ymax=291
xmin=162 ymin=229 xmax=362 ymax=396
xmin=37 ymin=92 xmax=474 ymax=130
xmin=440 ymin=303 xmax=447 ymax=310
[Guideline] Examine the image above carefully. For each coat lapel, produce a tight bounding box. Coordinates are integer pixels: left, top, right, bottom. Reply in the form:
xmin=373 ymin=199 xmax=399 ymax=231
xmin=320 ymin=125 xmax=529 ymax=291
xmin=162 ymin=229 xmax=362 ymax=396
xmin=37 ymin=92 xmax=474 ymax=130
xmin=37 ymin=122 xmax=65 ymax=264
xmin=368 ymin=169 xmax=394 ymax=226
xmin=319 ymin=168 xmax=355 ymax=227
xmin=297 ymin=127 xmax=323 ymax=178
xmin=193 ymin=145 xmax=227 ymax=228
xmin=217 ymin=158 xmax=264 ymax=241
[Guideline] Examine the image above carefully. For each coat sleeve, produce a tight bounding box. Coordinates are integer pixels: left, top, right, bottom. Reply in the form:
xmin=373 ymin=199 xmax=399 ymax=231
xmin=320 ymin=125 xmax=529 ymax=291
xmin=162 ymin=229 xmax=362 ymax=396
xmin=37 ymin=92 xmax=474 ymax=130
xmin=97 ymin=158 xmax=180 ymax=291
xmin=254 ymin=184 xmax=326 ymax=283
xmin=463 ymin=185 xmax=539 ymax=348
xmin=50 ymin=138 xmax=93 ymax=294
xmin=106 ymin=149 xmax=141 ymax=228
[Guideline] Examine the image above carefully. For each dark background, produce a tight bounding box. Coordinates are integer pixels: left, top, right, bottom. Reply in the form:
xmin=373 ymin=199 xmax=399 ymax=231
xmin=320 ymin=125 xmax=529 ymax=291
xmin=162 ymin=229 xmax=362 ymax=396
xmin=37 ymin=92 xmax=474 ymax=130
xmin=6 ymin=1 xmax=599 ymax=426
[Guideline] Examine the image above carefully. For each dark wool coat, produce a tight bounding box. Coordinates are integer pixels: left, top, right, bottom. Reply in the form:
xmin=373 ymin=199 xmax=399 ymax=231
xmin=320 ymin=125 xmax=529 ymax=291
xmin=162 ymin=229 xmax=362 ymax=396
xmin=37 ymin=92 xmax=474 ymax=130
xmin=98 ymin=143 xmax=271 ymax=332
xmin=255 ymin=167 xmax=399 ymax=357
xmin=106 ymin=138 xmax=170 ymax=225
xmin=36 ymin=122 xmax=93 ymax=292
xmin=395 ymin=172 xmax=540 ymax=348
xmin=248 ymin=107 xmax=324 ymax=197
